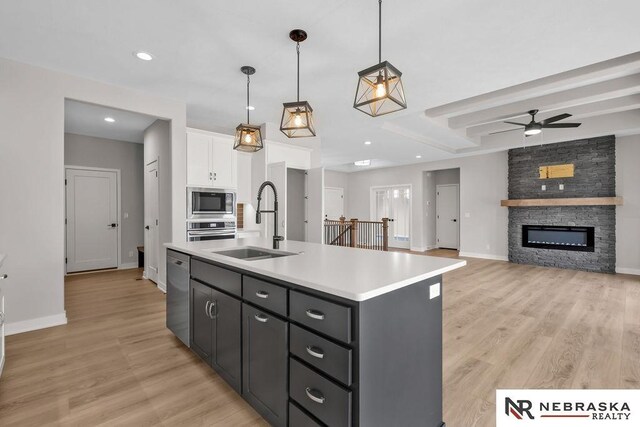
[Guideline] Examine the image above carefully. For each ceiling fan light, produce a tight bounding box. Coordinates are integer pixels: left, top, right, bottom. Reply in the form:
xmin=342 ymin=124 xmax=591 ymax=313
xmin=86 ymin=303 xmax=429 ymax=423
xmin=524 ymin=127 xmax=542 ymax=136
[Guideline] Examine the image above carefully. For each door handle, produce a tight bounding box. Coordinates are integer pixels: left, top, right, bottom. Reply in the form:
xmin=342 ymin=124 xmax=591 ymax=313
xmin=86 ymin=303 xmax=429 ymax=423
xmin=145 ymin=225 xmax=150 ymax=230
xmin=205 ymin=301 xmax=211 ymax=318
xmin=0 ymin=274 xmax=7 ymax=280
xmin=108 ymin=223 xmax=118 ymax=228
xmin=451 ymin=219 xmax=457 ymax=222
xmin=208 ymin=301 xmax=216 ymax=319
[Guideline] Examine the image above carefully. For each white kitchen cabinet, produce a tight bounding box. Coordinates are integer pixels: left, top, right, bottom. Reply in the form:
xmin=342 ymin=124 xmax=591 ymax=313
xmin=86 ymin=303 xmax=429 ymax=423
xmin=187 ymin=129 xmax=237 ymax=189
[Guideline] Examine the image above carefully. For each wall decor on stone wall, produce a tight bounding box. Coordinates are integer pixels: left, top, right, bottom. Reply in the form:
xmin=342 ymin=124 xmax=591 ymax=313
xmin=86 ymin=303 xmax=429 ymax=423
xmin=506 ymin=135 xmax=617 ymax=273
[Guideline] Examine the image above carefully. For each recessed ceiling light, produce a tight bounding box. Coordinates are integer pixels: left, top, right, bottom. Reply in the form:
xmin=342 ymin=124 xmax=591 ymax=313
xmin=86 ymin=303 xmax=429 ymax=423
xmin=416 ymin=155 xmax=422 ymax=159
xmin=246 ymin=106 xmax=255 ymax=111
xmin=354 ymin=160 xmax=371 ymax=166
xmin=104 ymin=117 xmax=115 ymax=123
xmin=134 ymin=51 xmax=153 ymax=61
xmin=364 ymin=141 xmax=372 ymax=145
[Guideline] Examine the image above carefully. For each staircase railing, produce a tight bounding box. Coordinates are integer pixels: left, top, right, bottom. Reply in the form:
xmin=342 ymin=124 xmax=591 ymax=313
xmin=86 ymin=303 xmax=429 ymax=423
xmin=324 ymin=217 xmax=390 ymax=251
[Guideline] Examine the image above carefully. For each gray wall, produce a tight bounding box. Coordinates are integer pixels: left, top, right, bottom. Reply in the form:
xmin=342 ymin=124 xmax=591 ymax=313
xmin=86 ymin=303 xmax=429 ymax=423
xmin=346 ymin=151 xmax=508 ymax=255
xmin=423 ymin=168 xmax=460 ymax=249
xmin=64 ymin=133 xmax=144 ymax=265
xmin=508 ymin=136 xmax=616 ymax=272
xmin=287 ymin=168 xmax=306 ymax=241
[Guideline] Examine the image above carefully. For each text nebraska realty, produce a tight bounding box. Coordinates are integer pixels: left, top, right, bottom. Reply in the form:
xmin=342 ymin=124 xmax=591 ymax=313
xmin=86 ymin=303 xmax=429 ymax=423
xmin=509 ymin=398 xmax=632 ymax=420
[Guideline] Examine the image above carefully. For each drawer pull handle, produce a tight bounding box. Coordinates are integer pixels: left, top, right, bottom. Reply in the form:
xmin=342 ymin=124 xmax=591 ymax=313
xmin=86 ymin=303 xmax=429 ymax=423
xmin=305 ymin=309 xmax=325 ymax=320
xmin=305 ymin=387 xmax=325 ymax=404
xmin=306 ymin=345 xmax=324 ymax=359
xmin=254 ymin=313 xmax=269 ymax=323
xmin=256 ymin=290 xmax=269 ymax=299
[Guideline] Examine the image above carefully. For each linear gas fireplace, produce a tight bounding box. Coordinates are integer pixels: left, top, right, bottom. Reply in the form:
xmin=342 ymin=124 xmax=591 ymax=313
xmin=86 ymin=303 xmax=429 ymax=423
xmin=522 ymin=225 xmax=595 ymax=252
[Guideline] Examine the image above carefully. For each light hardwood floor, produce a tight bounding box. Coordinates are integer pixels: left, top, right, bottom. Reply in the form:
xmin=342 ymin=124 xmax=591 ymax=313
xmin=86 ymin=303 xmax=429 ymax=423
xmin=1 ymin=255 xmax=639 ymax=426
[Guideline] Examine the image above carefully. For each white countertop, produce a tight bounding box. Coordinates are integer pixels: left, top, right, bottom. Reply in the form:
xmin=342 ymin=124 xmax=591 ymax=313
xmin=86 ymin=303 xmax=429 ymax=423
xmin=165 ymin=238 xmax=466 ymax=302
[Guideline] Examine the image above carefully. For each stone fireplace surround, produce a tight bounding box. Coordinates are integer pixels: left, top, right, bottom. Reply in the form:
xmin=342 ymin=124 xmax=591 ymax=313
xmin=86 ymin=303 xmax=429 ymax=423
xmin=507 ymin=136 xmax=616 ymax=273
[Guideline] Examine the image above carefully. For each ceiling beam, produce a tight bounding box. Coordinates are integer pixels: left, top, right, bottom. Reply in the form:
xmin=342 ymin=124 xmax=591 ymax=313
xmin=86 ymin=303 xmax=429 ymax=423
xmin=457 ymin=109 xmax=640 ymax=154
xmin=448 ymin=74 xmax=640 ymax=129
xmin=381 ymin=122 xmax=457 ymax=154
xmin=466 ymin=94 xmax=640 ymax=137
xmin=424 ymin=51 xmax=640 ymax=118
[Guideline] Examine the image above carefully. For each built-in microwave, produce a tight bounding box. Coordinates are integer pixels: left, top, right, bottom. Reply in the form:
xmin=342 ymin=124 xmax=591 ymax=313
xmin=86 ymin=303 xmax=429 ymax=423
xmin=187 ymin=188 xmax=235 ymax=218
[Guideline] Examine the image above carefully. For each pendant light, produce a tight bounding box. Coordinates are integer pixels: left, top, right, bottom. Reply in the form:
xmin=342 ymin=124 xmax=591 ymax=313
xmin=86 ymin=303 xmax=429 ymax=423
xmin=280 ymin=29 xmax=316 ymax=138
xmin=234 ymin=66 xmax=264 ymax=152
xmin=353 ymin=0 xmax=407 ymax=117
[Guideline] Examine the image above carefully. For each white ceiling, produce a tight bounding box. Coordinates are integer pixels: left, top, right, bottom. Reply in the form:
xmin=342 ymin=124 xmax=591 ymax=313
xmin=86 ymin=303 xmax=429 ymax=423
xmin=2 ymin=1 xmax=640 ymax=170
xmin=64 ymin=100 xmax=158 ymax=143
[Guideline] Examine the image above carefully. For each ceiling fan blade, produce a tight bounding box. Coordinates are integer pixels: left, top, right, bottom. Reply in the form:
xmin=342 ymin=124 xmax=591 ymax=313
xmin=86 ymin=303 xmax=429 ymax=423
xmin=541 ymin=123 xmax=581 ymax=128
xmin=540 ymin=113 xmax=571 ymax=125
xmin=489 ymin=128 xmax=521 ymax=135
xmin=503 ymin=121 xmax=527 ymax=126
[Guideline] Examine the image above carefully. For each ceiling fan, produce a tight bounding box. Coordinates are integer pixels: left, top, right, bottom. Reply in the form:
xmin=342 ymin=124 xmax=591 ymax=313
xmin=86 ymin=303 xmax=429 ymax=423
xmin=491 ymin=109 xmax=581 ymax=137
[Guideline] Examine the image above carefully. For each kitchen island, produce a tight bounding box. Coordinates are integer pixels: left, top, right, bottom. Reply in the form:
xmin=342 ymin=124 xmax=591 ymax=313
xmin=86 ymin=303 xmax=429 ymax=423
xmin=165 ymin=238 xmax=465 ymax=427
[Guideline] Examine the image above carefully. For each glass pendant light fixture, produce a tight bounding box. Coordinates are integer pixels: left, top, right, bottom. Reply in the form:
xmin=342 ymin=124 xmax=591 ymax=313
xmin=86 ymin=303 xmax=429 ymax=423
xmin=280 ymin=29 xmax=316 ymax=138
xmin=353 ymin=0 xmax=407 ymax=117
xmin=234 ymin=66 xmax=264 ymax=152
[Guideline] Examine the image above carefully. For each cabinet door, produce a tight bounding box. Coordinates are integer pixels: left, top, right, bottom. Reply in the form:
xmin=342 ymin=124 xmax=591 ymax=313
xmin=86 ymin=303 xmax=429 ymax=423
xmin=210 ymin=289 xmax=242 ymax=393
xmin=210 ymin=135 xmax=237 ymax=189
xmin=190 ymin=280 xmax=212 ymax=362
xmin=242 ymin=303 xmax=288 ymax=427
xmin=187 ymin=132 xmax=212 ymax=187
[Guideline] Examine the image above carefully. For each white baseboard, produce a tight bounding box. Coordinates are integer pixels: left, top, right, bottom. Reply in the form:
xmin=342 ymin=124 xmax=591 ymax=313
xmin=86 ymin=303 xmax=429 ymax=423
xmin=426 ymin=245 xmax=437 ymax=250
xmin=616 ymin=267 xmax=640 ymax=276
xmin=459 ymin=251 xmax=509 ymax=261
xmin=157 ymin=281 xmax=167 ymax=293
xmin=118 ymin=262 xmax=138 ymax=270
xmin=410 ymin=246 xmax=428 ymax=252
xmin=5 ymin=312 xmax=68 ymax=336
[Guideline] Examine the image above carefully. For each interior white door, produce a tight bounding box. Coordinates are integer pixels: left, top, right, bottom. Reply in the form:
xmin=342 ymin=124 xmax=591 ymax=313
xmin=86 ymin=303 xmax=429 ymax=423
xmin=307 ymin=167 xmax=324 ymax=243
xmin=145 ymin=161 xmax=159 ymax=283
xmin=436 ymin=184 xmax=460 ymax=249
xmin=187 ymin=131 xmax=211 ymax=187
xmin=266 ymin=162 xmax=287 ymax=240
xmin=323 ymin=187 xmax=344 ymax=220
xmin=65 ymin=168 xmax=118 ymax=272
xmin=371 ymin=186 xmax=411 ymax=249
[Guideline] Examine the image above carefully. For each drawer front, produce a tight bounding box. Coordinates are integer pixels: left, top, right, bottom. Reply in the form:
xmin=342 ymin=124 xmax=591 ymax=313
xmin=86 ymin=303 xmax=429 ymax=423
xmin=290 ymin=324 xmax=352 ymax=386
xmin=191 ymin=259 xmax=241 ymax=297
xmin=289 ymin=402 xmax=323 ymax=427
xmin=243 ymin=276 xmax=287 ymax=317
xmin=290 ymin=358 xmax=351 ymax=427
xmin=289 ymin=291 xmax=352 ymax=343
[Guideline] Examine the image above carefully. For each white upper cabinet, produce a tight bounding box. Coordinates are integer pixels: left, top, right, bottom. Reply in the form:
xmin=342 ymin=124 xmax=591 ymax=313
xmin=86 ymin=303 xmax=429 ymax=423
xmin=187 ymin=129 xmax=237 ymax=189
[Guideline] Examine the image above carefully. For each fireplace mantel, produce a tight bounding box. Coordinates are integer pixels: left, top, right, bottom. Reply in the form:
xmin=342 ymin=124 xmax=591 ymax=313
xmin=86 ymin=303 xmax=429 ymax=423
xmin=500 ymin=197 xmax=623 ymax=207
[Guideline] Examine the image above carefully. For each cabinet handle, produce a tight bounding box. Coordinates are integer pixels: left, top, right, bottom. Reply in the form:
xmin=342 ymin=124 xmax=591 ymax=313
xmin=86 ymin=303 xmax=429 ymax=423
xmin=305 ymin=345 xmax=324 ymax=359
xmin=254 ymin=313 xmax=268 ymax=323
xmin=209 ymin=172 xmax=212 ymax=180
xmin=305 ymin=387 xmax=325 ymax=404
xmin=256 ymin=290 xmax=269 ymax=299
xmin=305 ymin=309 xmax=325 ymax=321
xmin=208 ymin=301 xmax=216 ymax=319
xmin=205 ymin=301 xmax=211 ymax=318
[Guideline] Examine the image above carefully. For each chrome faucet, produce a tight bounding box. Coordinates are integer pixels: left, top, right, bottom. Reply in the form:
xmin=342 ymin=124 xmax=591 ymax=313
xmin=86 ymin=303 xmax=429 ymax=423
xmin=255 ymin=181 xmax=284 ymax=249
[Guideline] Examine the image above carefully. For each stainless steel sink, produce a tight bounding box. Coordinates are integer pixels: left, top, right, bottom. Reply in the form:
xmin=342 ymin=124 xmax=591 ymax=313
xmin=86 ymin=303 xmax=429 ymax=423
xmin=211 ymin=246 xmax=297 ymax=261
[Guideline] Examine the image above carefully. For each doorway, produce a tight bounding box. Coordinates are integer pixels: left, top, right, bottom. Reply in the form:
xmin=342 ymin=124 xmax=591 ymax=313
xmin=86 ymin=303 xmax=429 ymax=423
xmin=145 ymin=160 xmax=159 ymax=283
xmin=324 ymin=187 xmax=344 ymax=220
xmin=65 ymin=167 xmax=120 ymax=272
xmin=436 ymin=184 xmax=460 ymax=249
xmin=370 ymin=185 xmax=412 ymax=249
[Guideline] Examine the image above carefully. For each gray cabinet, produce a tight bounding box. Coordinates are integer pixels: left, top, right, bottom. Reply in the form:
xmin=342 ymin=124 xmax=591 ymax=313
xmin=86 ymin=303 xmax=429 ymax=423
xmin=190 ymin=279 xmax=241 ymax=393
xmin=242 ymin=303 xmax=288 ymax=427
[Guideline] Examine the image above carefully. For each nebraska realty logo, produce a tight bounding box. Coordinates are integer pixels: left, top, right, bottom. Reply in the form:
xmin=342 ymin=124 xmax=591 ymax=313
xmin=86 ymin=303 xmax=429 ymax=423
xmin=497 ymin=390 xmax=640 ymax=426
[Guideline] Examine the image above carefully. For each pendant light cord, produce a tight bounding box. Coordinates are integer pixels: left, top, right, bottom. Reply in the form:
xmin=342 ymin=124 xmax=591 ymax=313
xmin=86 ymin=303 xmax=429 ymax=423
xmin=296 ymin=42 xmax=300 ymax=102
xmin=378 ymin=0 xmax=382 ymax=64
xmin=246 ymin=74 xmax=250 ymax=123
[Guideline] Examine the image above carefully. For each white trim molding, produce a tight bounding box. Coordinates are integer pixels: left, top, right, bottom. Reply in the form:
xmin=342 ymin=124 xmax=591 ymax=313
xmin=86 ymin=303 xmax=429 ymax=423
xmin=118 ymin=262 xmax=139 ymax=270
xmin=616 ymin=267 xmax=640 ymax=276
xmin=157 ymin=281 xmax=167 ymax=293
xmin=459 ymin=251 xmax=509 ymax=261
xmin=6 ymin=312 xmax=68 ymax=336
xmin=410 ymin=246 xmax=428 ymax=253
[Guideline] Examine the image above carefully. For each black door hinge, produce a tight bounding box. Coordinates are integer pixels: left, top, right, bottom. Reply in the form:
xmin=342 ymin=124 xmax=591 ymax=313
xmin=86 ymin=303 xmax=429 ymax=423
xmin=65 ymin=179 xmax=67 ymax=185
xmin=65 ymin=257 xmax=67 ymax=264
